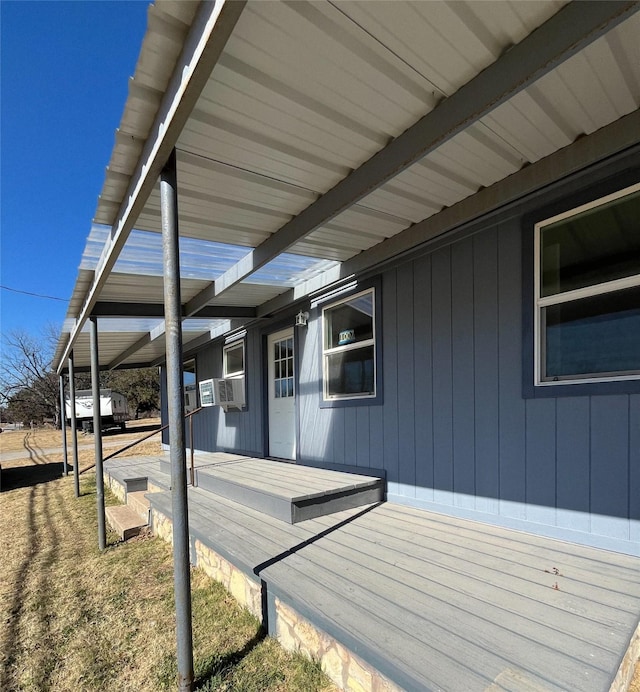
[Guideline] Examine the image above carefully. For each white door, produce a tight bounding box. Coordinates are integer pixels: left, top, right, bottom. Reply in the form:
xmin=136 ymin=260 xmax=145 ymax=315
xmin=268 ymin=328 xmax=296 ymax=460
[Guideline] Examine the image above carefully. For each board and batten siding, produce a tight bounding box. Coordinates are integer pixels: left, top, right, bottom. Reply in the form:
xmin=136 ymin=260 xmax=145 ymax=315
xmin=297 ymin=218 xmax=640 ymax=556
xmin=186 ymin=337 xmax=264 ymax=457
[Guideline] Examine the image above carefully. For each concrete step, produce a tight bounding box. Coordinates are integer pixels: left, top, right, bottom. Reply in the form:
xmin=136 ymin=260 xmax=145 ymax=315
xmin=106 ymin=505 xmax=147 ymax=540
xmin=127 ymin=490 xmax=151 ymax=523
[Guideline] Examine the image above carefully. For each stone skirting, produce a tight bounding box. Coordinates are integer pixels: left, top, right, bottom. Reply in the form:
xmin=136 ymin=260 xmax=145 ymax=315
xmin=193 ymin=537 xmax=263 ymax=619
xmin=148 ymin=506 xmax=400 ymax=692
xmin=611 ymin=623 xmax=640 ymax=692
xmin=106 ymin=475 xmax=126 ymax=503
xmin=276 ymin=598 xmax=400 ymax=692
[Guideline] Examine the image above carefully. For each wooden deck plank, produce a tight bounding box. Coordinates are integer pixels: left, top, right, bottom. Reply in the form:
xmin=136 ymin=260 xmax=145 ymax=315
xmin=370 ymin=504 xmax=640 ymax=583
xmin=195 ymin=456 xmax=380 ymax=498
xmin=193 ymin=451 xmax=379 ymax=485
xmin=267 ymin=558 xmax=510 ymax=692
xmin=295 ymin=526 xmax=627 ymax=660
xmin=143 ymin=471 xmax=640 ymax=692
xmin=265 ymin=551 xmax=596 ymax=692
xmin=312 ymin=509 xmax=640 ymax=615
xmin=181 ymin=490 xmax=600 ymax=690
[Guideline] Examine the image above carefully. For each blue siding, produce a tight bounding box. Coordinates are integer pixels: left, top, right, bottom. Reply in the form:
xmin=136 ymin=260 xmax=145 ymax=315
xmin=188 ymin=335 xmax=263 ymax=457
xmin=473 ymin=230 xmax=499 ymax=515
xmin=524 ymin=398 xmax=557 ymax=526
xmin=451 ymin=240 xmax=475 ymax=508
xmin=413 ymin=256 xmax=434 ymax=502
xmin=176 ymin=193 xmax=640 ymax=556
xmin=396 ymin=266 xmax=415 ymax=495
xmin=590 ymin=396 xmax=629 ymax=540
xmin=497 ymin=220 xmax=527 ymax=521
xmin=382 ymin=271 xmax=400 ymax=496
xmin=298 ymin=213 xmax=639 ymax=555
xmin=555 ymin=398 xmax=590 ymax=533
xmin=431 ymin=248 xmax=454 ymax=507
xmin=631 ymin=395 xmax=640 ymax=544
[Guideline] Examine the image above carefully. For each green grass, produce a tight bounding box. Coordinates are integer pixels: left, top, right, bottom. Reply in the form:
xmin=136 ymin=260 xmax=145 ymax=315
xmin=0 ymin=440 xmax=334 ymax=691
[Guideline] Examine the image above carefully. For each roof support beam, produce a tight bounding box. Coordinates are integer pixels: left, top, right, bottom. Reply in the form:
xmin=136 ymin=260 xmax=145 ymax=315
xmin=257 ymin=108 xmax=640 ymax=319
xmin=107 ymin=332 xmax=153 ymax=370
xmin=56 ymin=0 xmax=246 ymax=374
xmin=186 ymin=0 xmax=639 ymax=318
xmin=93 ymin=301 xmax=257 ymax=319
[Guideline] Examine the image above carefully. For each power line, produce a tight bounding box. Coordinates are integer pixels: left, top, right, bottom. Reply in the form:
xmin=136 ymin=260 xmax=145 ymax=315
xmin=0 ymin=284 xmax=67 ymax=302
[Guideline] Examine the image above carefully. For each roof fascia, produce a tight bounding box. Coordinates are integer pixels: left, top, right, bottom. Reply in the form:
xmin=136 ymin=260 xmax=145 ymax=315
xmin=59 ymin=361 xmax=152 ymax=376
xmin=56 ymin=0 xmax=247 ymax=374
xmin=257 ymin=107 xmax=640 ymax=318
xmin=186 ymin=1 xmax=640 ymax=318
xmin=92 ymin=301 xmax=257 ymax=319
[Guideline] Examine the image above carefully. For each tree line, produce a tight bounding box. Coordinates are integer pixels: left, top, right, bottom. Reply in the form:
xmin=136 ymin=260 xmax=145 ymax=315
xmin=0 ymin=326 xmax=160 ymax=427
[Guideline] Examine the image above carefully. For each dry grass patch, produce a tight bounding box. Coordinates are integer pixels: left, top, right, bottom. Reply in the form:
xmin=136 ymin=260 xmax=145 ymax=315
xmin=0 ymin=432 xmax=334 ymax=692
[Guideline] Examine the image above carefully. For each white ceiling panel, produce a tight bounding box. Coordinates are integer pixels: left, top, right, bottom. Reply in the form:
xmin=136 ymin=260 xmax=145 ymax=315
xmin=58 ymin=1 xmax=640 ymax=371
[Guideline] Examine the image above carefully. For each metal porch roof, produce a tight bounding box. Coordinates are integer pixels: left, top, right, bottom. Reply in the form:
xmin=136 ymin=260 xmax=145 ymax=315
xmin=55 ymin=0 xmax=640 ymax=373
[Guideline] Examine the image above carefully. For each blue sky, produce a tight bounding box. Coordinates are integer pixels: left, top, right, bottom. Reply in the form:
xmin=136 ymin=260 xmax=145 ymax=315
xmin=1 ymin=0 xmax=149 ymax=340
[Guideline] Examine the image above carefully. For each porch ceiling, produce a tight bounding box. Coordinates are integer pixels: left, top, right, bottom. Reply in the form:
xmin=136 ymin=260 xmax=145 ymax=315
xmin=55 ymin=0 xmax=640 ymax=373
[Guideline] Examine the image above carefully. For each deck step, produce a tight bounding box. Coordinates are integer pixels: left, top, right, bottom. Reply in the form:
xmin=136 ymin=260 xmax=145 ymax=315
xmin=160 ymin=454 xmax=384 ymax=524
xmin=106 ymin=505 xmax=147 ymax=540
xmin=127 ymin=490 xmax=151 ymax=523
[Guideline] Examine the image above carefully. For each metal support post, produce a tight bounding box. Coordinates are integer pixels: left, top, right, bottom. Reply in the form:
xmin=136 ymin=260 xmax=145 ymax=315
xmin=161 ymin=148 xmax=194 ymax=692
xmin=89 ymin=316 xmax=106 ymax=550
xmin=189 ymin=414 xmax=195 ymax=487
xmin=59 ymin=375 xmax=68 ymax=476
xmin=68 ymin=351 xmax=80 ymax=498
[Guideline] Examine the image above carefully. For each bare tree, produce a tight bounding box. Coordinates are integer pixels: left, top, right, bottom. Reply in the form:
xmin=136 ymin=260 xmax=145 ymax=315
xmin=0 ymin=326 xmax=61 ymax=426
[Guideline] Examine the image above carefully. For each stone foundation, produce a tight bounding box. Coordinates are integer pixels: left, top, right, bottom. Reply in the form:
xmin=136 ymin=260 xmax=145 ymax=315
xmin=193 ymin=538 xmax=262 ymax=619
xmin=106 ymin=475 xmax=126 ymax=503
xmin=611 ymin=623 xmax=640 ymax=692
xmin=150 ymin=507 xmax=173 ymax=546
xmin=276 ymin=598 xmax=400 ymax=692
xmin=149 ymin=505 xmax=400 ymax=692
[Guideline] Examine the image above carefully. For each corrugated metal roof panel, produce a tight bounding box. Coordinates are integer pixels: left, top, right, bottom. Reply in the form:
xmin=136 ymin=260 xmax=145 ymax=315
xmin=207 ymin=283 xmax=286 ymax=307
xmin=332 ymin=1 xmax=567 ymax=98
xmin=61 ymin=0 xmax=640 ymax=372
xmin=478 ymin=12 xmax=640 ymax=164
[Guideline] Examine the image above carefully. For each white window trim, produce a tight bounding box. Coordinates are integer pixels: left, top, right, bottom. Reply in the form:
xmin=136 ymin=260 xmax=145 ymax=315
xmin=223 ymin=340 xmax=245 ymax=379
xmin=534 ymin=181 xmax=640 ymax=387
xmin=322 ymin=287 xmax=376 ymax=401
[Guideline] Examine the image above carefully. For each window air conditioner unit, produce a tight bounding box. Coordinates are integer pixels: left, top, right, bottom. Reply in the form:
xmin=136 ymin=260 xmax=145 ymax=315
xmin=212 ymin=377 xmax=245 ymax=411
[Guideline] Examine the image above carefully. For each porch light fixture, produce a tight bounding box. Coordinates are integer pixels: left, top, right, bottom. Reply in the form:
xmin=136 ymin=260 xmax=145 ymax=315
xmin=295 ymin=310 xmax=309 ymax=327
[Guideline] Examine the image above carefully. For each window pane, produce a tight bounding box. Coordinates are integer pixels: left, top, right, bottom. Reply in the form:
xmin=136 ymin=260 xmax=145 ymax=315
xmin=326 ymin=346 xmax=375 ymax=397
xmin=183 ymin=359 xmax=196 ymax=385
xmin=325 ymin=292 xmax=374 ymax=349
xmin=224 ymin=344 xmax=244 ymax=376
xmin=544 ymin=286 xmax=640 ymax=378
xmin=540 ymin=189 xmax=640 ymax=297
xmin=275 ymin=380 xmax=281 ymax=398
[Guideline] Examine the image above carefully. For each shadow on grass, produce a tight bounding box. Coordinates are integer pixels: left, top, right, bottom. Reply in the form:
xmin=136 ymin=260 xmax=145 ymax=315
xmin=1 ymin=462 xmax=64 ymax=491
xmin=193 ymin=625 xmax=266 ymax=690
xmin=102 ymin=422 xmax=161 ymax=437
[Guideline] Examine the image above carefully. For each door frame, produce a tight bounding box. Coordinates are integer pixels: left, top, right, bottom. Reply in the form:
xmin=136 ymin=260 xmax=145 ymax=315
xmin=263 ymin=324 xmax=299 ymax=461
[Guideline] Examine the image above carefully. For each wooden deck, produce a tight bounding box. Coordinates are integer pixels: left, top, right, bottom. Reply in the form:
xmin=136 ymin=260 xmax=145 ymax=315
xmin=160 ymin=452 xmax=384 ymax=523
xmin=104 ymin=454 xmax=640 ymax=691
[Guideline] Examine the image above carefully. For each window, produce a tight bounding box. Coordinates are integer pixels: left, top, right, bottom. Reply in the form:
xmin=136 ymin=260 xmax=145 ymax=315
xmin=322 ymin=288 xmax=376 ymax=400
xmin=534 ymin=182 xmax=640 ymax=385
xmin=223 ymin=341 xmax=245 ymax=378
xmin=273 ymin=335 xmax=294 ymax=399
xmin=184 ymin=359 xmax=198 ymax=413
